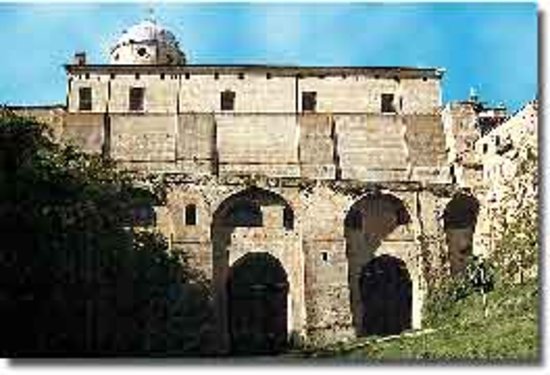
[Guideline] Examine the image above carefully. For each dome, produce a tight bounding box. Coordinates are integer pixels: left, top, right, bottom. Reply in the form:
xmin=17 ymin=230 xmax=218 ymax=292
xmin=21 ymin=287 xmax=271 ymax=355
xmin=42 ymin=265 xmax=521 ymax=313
xmin=109 ymin=18 xmax=186 ymax=65
xmin=116 ymin=19 xmax=177 ymax=47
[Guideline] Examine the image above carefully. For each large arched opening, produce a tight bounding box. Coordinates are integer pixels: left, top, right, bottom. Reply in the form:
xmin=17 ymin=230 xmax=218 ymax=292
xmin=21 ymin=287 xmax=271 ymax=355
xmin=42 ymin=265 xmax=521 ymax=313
xmin=227 ymin=253 xmax=289 ymax=354
xmin=211 ymin=187 xmax=295 ymax=354
xmin=443 ymin=193 xmax=480 ymax=275
xmin=359 ymin=255 xmax=412 ymax=336
xmin=344 ymin=193 xmax=412 ymax=336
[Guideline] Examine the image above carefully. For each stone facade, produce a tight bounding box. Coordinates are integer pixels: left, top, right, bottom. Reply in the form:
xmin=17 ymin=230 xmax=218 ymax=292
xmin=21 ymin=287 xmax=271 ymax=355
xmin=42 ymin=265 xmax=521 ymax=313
xmin=54 ymin=62 xmax=464 ymax=348
xmin=10 ymin=18 xmax=518 ymax=351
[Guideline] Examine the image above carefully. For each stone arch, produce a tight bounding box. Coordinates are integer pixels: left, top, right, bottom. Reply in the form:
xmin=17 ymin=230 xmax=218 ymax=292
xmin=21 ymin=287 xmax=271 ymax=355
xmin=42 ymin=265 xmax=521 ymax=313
xmin=344 ymin=192 xmax=413 ymax=336
xmin=443 ymin=192 xmax=480 ymax=275
xmin=212 ymin=186 xmax=295 ymax=234
xmin=227 ymin=252 xmax=289 ymax=354
xmin=210 ymin=186 xmax=298 ymax=353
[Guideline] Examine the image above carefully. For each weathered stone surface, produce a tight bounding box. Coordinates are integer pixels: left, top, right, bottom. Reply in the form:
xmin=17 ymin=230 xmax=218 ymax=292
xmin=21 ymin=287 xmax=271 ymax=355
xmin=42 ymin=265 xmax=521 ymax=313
xmin=22 ymin=64 xmax=464 ymax=349
xmin=63 ymin=113 xmax=104 ymax=153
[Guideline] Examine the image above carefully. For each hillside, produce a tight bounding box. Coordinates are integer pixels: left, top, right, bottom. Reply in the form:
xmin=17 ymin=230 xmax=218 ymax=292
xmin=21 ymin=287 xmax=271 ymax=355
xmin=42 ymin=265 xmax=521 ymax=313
xmin=293 ymin=279 xmax=539 ymax=362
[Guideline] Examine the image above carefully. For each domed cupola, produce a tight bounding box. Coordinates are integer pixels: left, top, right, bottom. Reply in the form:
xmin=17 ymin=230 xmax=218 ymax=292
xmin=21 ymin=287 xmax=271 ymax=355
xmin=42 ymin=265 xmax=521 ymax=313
xmin=109 ymin=16 xmax=186 ymax=65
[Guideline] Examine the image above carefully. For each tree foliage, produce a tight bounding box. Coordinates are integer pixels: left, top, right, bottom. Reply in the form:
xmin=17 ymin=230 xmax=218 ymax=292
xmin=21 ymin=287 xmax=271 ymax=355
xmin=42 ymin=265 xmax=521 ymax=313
xmin=490 ymin=144 xmax=538 ymax=284
xmin=0 ymin=110 xmax=215 ymax=356
xmin=424 ymin=139 xmax=538 ymax=328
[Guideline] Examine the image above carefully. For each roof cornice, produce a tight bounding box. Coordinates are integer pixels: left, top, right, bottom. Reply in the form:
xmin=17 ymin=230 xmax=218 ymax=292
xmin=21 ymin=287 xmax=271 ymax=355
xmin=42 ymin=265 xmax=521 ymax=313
xmin=64 ymin=64 xmax=445 ymax=79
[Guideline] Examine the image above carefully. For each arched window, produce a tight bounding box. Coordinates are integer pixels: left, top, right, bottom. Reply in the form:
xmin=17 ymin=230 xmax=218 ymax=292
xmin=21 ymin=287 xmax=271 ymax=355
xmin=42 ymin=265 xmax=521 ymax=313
xmin=185 ymin=204 xmax=197 ymax=226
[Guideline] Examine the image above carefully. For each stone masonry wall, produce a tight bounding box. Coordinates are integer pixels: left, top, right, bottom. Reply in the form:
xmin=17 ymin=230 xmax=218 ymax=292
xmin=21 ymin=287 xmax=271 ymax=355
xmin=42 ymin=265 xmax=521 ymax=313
xmin=53 ymin=66 xmax=454 ymax=347
xmin=67 ymin=69 xmax=441 ymax=115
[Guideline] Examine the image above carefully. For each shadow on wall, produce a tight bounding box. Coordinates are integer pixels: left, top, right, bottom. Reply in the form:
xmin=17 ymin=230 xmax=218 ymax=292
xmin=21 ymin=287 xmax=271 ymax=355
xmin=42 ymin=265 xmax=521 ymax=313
xmin=345 ymin=193 xmax=412 ymax=337
xmin=444 ymin=193 xmax=480 ymax=275
xmin=210 ymin=187 xmax=294 ymax=354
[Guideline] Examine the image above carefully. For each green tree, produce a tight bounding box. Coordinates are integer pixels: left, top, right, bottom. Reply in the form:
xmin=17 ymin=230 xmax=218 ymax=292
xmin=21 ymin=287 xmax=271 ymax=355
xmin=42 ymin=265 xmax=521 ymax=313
xmin=491 ymin=145 xmax=538 ymax=284
xmin=0 ymin=110 xmax=215 ymax=356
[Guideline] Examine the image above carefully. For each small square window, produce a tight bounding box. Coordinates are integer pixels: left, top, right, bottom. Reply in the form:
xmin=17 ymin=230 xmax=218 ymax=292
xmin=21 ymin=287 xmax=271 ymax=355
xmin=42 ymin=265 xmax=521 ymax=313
xmin=381 ymin=93 xmax=396 ymax=113
xmin=132 ymin=206 xmax=156 ymax=227
xmin=129 ymin=87 xmax=144 ymax=111
xmin=266 ymin=72 xmax=272 ymax=79
xmin=321 ymin=251 xmax=329 ymax=262
xmin=238 ymin=72 xmax=245 ymax=80
xmin=302 ymin=91 xmax=317 ymax=112
xmin=185 ymin=73 xmax=190 ymax=79
xmin=214 ymin=72 xmax=219 ymax=80
xmin=78 ymin=87 xmax=92 ymax=111
xmin=483 ymin=143 xmax=489 ymax=154
xmin=135 ymin=73 xmax=140 ymax=80
xmin=160 ymin=73 xmax=165 ymax=80
xmin=221 ymin=90 xmax=235 ymax=111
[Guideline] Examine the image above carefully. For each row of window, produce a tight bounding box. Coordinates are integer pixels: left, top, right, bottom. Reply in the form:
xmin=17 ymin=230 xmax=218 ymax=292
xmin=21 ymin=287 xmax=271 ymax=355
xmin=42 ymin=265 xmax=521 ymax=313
xmin=183 ymin=203 xmax=295 ymax=229
xmin=78 ymin=87 xmax=144 ymax=111
xmin=302 ymin=92 xmax=397 ymax=113
xmin=132 ymin=204 xmax=197 ymax=227
xmin=78 ymin=86 xmax=399 ymax=113
xmin=481 ymin=135 xmax=509 ymax=155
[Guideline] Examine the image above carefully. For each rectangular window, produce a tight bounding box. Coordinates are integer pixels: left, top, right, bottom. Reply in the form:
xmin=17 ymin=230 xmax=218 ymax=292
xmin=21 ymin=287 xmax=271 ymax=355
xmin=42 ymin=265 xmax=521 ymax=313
xmin=129 ymin=87 xmax=144 ymax=111
xmin=302 ymin=91 xmax=317 ymax=112
xmin=482 ymin=143 xmax=488 ymax=154
xmin=381 ymin=93 xmax=396 ymax=113
xmin=78 ymin=87 xmax=92 ymax=111
xmin=185 ymin=204 xmax=197 ymax=226
xmin=221 ymin=90 xmax=235 ymax=111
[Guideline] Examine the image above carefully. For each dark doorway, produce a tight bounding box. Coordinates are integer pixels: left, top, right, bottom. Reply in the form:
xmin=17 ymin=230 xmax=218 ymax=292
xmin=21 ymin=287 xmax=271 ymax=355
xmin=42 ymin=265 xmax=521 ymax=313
xmin=227 ymin=253 xmax=289 ymax=355
xmin=444 ymin=193 xmax=480 ymax=274
xmin=359 ymin=255 xmax=412 ymax=336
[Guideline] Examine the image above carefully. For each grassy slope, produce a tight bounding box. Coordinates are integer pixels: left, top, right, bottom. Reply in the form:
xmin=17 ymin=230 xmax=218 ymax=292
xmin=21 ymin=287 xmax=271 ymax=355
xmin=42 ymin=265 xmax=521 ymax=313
xmin=294 ymin=280 xmax=539 ymax=362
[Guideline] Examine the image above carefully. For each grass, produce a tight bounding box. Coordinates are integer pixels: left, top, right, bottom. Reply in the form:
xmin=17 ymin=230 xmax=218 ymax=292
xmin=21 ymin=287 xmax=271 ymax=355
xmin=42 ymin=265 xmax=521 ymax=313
xmin=290 ymin=279 xmax=539 ymax=362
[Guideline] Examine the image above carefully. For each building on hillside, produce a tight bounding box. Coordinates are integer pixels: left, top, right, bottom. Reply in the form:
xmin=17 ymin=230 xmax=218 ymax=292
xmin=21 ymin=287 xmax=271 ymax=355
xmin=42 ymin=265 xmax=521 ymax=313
xmin=442 ymin=91 xmax=508 ymax=188
xmin=472 ymin=101 xmax=538 ymax=258
xmin=8 ymin=16 xmax=534 ymax=352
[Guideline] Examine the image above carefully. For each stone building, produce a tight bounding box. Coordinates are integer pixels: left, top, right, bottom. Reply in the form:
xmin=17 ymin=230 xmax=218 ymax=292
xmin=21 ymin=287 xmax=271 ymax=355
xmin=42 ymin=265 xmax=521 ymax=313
xmin=442 ymin=91 xmax=508 ymax=188
xmin=471 ymin=101 xmax=538 ymax=258
xmin=10 ymin=17 xmax=498 ymax=352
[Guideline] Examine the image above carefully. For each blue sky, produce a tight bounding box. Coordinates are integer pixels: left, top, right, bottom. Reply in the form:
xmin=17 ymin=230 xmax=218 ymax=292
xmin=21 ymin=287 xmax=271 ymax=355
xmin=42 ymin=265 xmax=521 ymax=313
xmin=0 ymin=3 xmax=537 ymax=111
